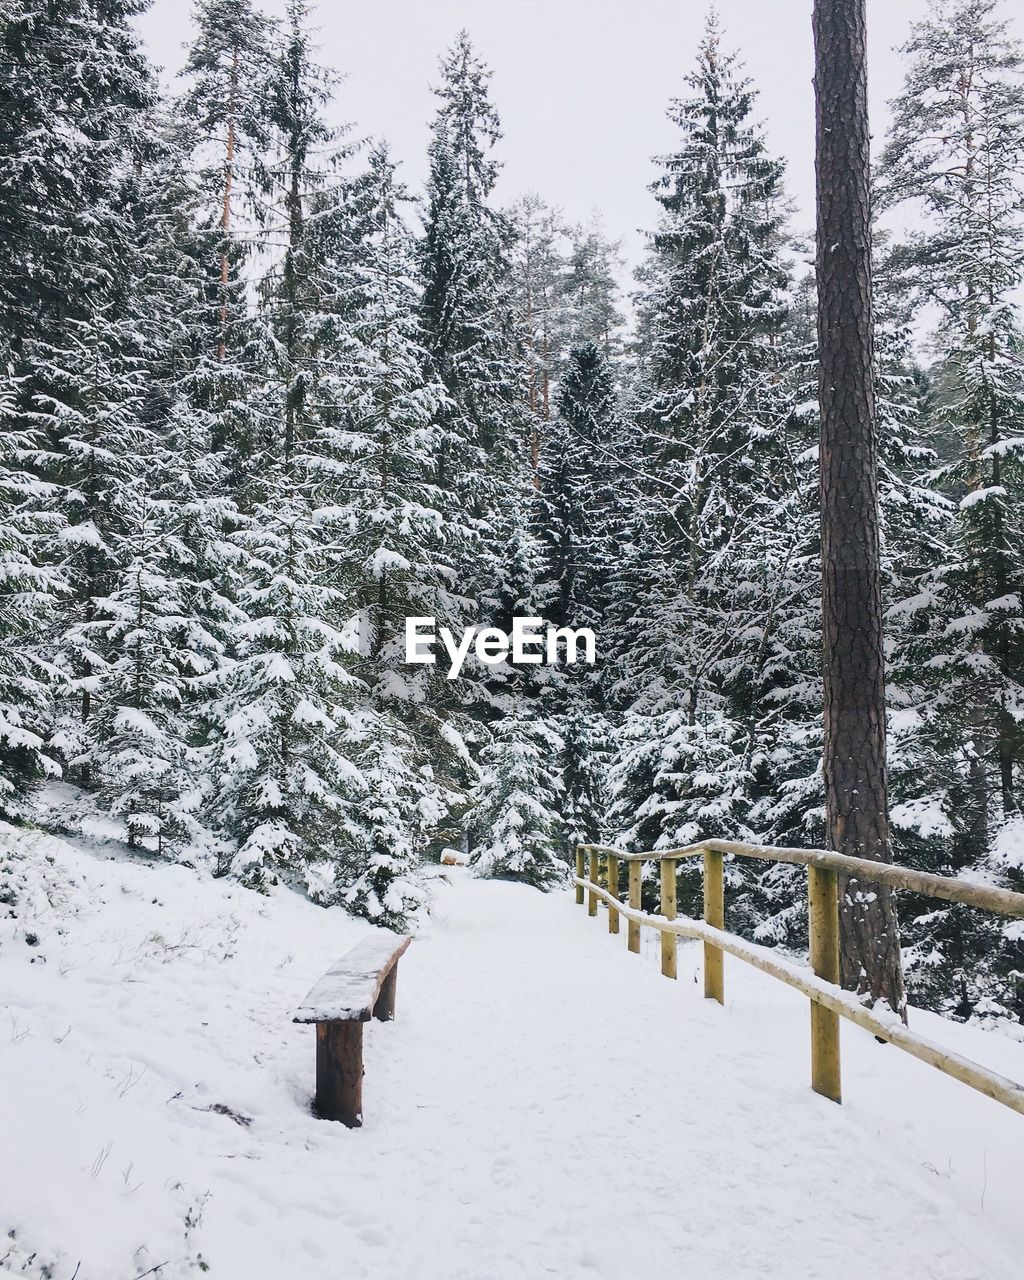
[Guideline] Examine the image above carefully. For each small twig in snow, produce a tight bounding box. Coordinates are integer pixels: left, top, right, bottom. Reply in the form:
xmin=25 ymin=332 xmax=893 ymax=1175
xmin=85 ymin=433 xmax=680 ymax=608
xmin=116 ymin=1063 xmax=147 ymax=1098
xmin=195 ymin=1102 xmax=252 ymax=1128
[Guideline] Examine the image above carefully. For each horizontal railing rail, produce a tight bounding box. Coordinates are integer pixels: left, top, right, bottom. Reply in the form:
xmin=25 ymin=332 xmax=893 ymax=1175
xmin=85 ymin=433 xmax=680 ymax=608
xmin=577 ymin=839 xmax=1024 ymax=918
xmin=573 ymin=839 xmax=1024 ymax=1117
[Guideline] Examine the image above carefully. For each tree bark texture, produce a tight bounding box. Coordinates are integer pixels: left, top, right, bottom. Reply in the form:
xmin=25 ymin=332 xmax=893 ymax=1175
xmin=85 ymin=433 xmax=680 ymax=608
xmin=813 ymin=0 xmax=906 ymax=1017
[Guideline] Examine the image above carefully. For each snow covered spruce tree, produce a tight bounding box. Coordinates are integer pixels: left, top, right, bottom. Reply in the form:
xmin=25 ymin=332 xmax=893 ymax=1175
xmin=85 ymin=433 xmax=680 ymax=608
xmin=555 ymin=675 xmax=610 ymax=862
xmin=878 ymin=0 xmax=1024 ymax=1018
xmin=872 ymin=244 xmax=956 ymax=861
xmin=180 ymin=0 xmax=274 ymax=364
xmin=309 ymin=146 xmax=467 ymax=923
xmin=507 ymin=193 xmax=565 ymax=454
xmin=69 ymin=66 xmax=270 ymax=855
xmin=0 ymin=368 xmax=63 ymax=821
xmin=201 ymin=483 xmax=360 ymax=890
xmin=262 ymin=0 xmax=351 ymax=469
xmin=82 ymin=142 xmax=229 ymax=856
xmin=507 ymin=198 xmax=625 ymax=480
xmin=465 ymin=695 xmax=565 ymax=888
xmin=177 ymin=0 xmax=280 ymax=518
xmin=0 ymin=0 xmax=243 ymax=843
xmin=92 ymin=500 xmax=196 ymax=854
xmin=462 ymin=498 xmax=564 ymax=883
xmin=418 ymin=33 xmax=564 ymax=887
xmin=880 ymin=0 xmax=1024 ymax=836
xmin=534 ymin=343 xmax=621 ymax=855
xmin=559 ymin=220 xmax=626 ymax=360
xmin=609 ymin=17 xmax=794 ymax=919
xmin=419 ymin=32 xmax=532 ymax=630
xmin=0 ymin=0 xmax=180 ymax=797
xmin=0 ymin=0 xmax=81 ymax=811
xmin=196 ymin=3 xmax=363 ymax=894
xmin=538 ymin=343 xmax=620 ymax=634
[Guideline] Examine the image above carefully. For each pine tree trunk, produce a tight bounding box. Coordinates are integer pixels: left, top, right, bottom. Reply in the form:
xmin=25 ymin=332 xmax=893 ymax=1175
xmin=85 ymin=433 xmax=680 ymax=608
xmin=813 ymin=0 xmax=906 ymax=1017
xmin=533 ymin=326 xmax=549 ymax=491
xmin=217 ymin=46 xmax=239 ymax=363
xmin=988 ymin=341 xmax=1017 ymax=816
xmin=282 ymin=55 xmax=305 ymax=469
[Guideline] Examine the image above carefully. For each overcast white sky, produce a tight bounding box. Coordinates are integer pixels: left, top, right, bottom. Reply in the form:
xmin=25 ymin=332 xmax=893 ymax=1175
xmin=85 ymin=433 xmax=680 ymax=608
xmin=135 ymin=0 xmax=1021 ymax=271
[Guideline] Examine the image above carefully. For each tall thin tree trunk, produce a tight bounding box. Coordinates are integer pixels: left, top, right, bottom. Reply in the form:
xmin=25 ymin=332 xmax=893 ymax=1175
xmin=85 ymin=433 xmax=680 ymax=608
xmin=541 ymin=327 xmax=550 ymax=421
xmin=988 ymin=334 xmax=1017 ymax=815
xmin=813 ymin=0 xmax=906 ymax=1017
xmin=217 ymin=45 xmax=239 ymax=363
xmin=282 ymin=56 xmax=305 ymax=470
xmin=532 ymin=326 xmax=548 ymax=491
xmin=524 ymin=235 xmax=540 ymax=488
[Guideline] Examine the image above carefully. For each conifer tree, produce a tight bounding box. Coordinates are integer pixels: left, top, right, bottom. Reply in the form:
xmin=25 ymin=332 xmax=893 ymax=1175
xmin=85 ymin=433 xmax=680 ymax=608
xmin=814 ymin=0 xmax=906 ymax=1014
xmin=94 ymin=501 xmax=196 ymax=854
xmin=313 ymin=146 xmax=466 ymax=921
xmin=196 ymin=3 xmax=359 ymax=892
xmin=878 ymin=0 xmax=1024 ymax=1017
xmin=203 ymin=492 xmax=359 ymax=889
xmin=181 ymin=0 xmax=275 ymax=362
xmin=419 ymin=33 xmax=565 ymax=885
xmin=177 ymin=0 xmax=278 ymax=518
xmin=611 ymin=16 xmax=792 ymax=871
xmin=0 ymin=0 xmax=155 ymax=350
xmin=508 ymin=199 xmax=624 ymax=466
xmin=0 ymin=367 xmax=63 ymax=820
xmin=880 ymin=0 xmax=1024 ymax=834
xmin=559 ymin=220 xmax=625 ymax=359
xmin=534 ymin=342 xmax=621 ymax=854
xmin=467 ymin=695 xmax=565 ymax=888
xmin=538 ymin=343 xmax=619 ymax=632
xmin=508 ymin=194 xmax=564 ymax=478
xmin=420 ymin=33 xmax=529 ymax=617
xmin=556 ymin=675 xmax=609 ymax=860
xmin=0 ymin=0 xmax=161 ymax=789
xmin=263 ymin=0 xmax=348 ymax=467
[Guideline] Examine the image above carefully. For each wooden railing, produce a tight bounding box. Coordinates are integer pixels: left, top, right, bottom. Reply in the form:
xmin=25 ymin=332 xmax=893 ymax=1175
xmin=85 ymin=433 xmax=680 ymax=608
xmin=574 ymin=839 xmax=1024 ymax=1117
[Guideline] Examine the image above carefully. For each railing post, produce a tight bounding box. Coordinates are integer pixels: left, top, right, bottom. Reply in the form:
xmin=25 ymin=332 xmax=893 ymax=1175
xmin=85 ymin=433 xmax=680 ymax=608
xmin=703 ymin=847 xmax=725 ymax=1004
xmin=607 ymin=854 xmax=620 ymax=934
xmin=660 ymin=858 xmax=677 ymax=978
xmin=628 ymin=860 xmax=642 ymax=953
xmin=808 ymin=865 xmax=842 ymax=1103
xmin=575 ymin=847 xmax=585 ymax=905
xmin=588 ymin=849 xmax=599 ymax=917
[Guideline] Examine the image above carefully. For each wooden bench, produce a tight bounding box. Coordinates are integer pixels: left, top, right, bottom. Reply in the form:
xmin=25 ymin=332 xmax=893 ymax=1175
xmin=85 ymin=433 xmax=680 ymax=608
xmin=293 ymin=933 xmax=412 ymax=1127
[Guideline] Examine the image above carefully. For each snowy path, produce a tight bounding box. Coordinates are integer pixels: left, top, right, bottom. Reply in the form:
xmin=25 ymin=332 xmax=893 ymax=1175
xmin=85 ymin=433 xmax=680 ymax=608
xmin=364 ymin=874 xmax=1023 ymax=1280
xmin=2 ymin=833 xmax=1023 ymax=1279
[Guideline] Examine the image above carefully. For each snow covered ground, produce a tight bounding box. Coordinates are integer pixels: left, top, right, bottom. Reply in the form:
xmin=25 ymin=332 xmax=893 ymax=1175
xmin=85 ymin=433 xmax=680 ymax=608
xmin=1 ymin=823 xmax=1022 ymax=1280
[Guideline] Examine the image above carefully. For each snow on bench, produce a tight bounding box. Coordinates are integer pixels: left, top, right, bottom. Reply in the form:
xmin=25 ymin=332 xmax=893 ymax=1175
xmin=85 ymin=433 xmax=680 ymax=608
xmin=294 ymin=934 xmax=412 ymax=1024
xmin=293 ymin=933 xmax=411 ymax=1127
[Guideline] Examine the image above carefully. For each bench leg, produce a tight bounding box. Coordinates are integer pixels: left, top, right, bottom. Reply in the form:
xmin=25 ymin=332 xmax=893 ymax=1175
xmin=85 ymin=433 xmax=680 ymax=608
xmin=373 ymin=963 xmax=399 ymax=1022
xmin=315 ymin=1022 xmax=363 ymax=1127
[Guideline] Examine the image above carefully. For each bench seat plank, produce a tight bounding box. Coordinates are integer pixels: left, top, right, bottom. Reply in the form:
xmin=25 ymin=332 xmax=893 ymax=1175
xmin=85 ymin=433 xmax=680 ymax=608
xmin=293 ymin=934 xmax=412 ymax=1024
